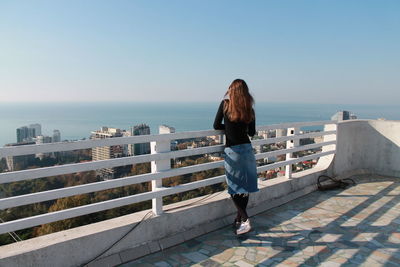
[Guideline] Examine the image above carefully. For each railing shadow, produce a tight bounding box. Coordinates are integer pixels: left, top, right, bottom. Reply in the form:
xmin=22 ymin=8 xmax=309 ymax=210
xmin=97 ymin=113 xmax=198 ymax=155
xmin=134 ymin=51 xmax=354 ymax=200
xmin=255 ymin=176 xmax=400 ymax=266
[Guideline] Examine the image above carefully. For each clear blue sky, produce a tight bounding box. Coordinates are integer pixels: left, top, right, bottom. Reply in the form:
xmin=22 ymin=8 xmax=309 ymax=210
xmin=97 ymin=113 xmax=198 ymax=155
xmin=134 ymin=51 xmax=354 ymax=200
xmin=0 ymin=0 xmax=399 ymax=104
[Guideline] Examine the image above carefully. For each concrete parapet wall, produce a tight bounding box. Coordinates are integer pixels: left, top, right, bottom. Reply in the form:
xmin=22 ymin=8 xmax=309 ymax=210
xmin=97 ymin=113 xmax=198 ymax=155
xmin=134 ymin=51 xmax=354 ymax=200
xmin=0 ymin=168 xmax=329 ymax=267
xmin=332 ymin=120 xmax=400 ymax=178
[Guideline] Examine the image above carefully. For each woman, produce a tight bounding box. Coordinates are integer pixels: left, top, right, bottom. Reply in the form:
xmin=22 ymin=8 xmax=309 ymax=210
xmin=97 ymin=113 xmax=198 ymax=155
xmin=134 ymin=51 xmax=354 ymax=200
xmin=213 ymin=79 xmax=258 ymax=235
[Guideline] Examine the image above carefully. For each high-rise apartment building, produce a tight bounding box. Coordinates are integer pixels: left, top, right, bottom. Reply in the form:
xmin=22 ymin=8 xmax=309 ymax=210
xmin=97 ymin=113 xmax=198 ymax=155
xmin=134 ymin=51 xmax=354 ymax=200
xmin=28 ymin=128 xmax=36 ymax=140
xmin=29 ymin=124 xmax=42 ymax=137
xmin=91 ymin=127 xmax=124 ymax=180
xmin=159 ymin=125 xmax=177 ymax=150
xmin=17 ymin=126 xmax=29 ymax=143
xmin=36 ymin=135 xmax=53 ymax=159
xmin=53 ymin=130 xmax=61 ymax=143
xmin=16 ymin=124 xmax=42 ymax=143
xmin=131 ymin=124 xmax=151 ymax=155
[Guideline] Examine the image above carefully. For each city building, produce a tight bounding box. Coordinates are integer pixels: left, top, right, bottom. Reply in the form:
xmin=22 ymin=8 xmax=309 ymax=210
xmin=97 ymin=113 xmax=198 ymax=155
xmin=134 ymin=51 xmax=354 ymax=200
xmin=331 ymin=111 xmax=357 ymax=121
xmin=159 ymin=124 xmax=175 ymax=134
xmin=275 ymin=128 xmax=287 ymax=138
xmin=16 ymin=126 xmax=28 ymax=143
xmin=258 ymin=130 xmax=275 ymax=139
xmin=29 ymin=124 xmax=42 ymax=137
xmin=91 ymin=127 xmax=124 ymax=180
xmin=159 ymin=125 xmax=177 ymax=150
xmin=350 ymin=113 xmax=358 ymax=120
xmin=122 ymin=130 xmax=133 ymax=156
xmin=5 ymin=141 xmax=35 ymax=171
xmin=208 ymin=134 xmax=223 ymax=144
xmin=53 ymin=130 xmax=61 ymax=143
xmin=131 ymin=124 xmax=151 ymax=155
xmin=36 ymin=135 xmax=53 ymax=159
xmin=16 ymin=124 xmax=42 ymax=143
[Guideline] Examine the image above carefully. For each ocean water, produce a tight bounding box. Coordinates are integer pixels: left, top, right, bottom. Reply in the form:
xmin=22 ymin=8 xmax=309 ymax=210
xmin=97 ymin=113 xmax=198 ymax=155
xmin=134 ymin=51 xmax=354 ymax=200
xmin=0 ymin=102 xmax=398 ymax=146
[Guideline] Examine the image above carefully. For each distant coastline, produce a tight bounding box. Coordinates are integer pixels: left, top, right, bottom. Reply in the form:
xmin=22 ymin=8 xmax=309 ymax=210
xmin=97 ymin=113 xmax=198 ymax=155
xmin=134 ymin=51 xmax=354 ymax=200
xmin=1 ymin=102 xmax=399 ymax=146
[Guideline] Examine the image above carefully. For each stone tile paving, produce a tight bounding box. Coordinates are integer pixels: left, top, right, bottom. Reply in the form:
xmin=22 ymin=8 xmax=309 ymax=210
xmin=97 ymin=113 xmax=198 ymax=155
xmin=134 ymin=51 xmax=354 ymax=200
xmin=119 ymin=176 xmax=400 ymax=267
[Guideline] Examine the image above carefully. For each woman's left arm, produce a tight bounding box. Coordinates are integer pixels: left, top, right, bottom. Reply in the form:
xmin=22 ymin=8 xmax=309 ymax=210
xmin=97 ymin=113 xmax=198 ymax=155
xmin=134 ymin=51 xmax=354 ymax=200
xmin=248 ymin=110 xmax=256 ymax=137
xmin=213 ymin=101 xmax=225 ymax=130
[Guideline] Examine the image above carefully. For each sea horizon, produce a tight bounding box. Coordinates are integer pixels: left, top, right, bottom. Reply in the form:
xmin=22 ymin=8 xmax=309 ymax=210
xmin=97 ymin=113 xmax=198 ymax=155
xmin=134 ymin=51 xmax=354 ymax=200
xmin=1 ymin=101 xmax=399 ymax=146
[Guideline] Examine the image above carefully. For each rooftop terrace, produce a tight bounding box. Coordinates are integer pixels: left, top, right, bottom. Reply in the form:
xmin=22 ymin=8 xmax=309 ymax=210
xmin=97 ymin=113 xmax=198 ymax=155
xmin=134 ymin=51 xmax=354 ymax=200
xmin=0 ymin=119 xmax=399 ymax=267
xmin=121 ymin=175 xmax=400 ymax=267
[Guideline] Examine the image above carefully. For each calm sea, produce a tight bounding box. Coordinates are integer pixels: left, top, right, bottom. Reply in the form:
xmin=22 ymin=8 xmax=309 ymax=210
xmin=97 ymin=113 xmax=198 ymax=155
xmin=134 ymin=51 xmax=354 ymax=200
xmin=0 ymin=102 xmax=399 ymax=146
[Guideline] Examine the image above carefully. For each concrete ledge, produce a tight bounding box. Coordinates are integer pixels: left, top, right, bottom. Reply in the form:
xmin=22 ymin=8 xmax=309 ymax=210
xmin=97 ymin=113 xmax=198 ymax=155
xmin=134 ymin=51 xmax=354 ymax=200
xmin=332 ymin=120 xmax=400 ymax=178
xmin=118 ymin=245 xmax=149 ymax=264
xmin=87 ymin=254 xmax=122 ymax=267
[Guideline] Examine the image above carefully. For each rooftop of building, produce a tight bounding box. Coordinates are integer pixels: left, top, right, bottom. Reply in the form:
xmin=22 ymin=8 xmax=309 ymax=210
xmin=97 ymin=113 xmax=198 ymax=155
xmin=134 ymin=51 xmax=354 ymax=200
xmin=0 ymin=119 xmax=399 ymax=267
xmin=119 ymin=175 xmax=400 ymax=267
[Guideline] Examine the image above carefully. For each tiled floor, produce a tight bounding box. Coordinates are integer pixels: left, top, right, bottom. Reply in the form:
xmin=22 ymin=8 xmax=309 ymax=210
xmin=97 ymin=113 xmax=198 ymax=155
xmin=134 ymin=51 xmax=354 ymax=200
xmin=119 ymin=175 xmax=400 ymax=266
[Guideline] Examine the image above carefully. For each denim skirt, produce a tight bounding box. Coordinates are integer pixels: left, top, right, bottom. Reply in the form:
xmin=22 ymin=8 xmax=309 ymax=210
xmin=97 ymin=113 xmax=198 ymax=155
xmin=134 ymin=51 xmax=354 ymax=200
xmin=224 ymin=143 xmax=259 ymax=195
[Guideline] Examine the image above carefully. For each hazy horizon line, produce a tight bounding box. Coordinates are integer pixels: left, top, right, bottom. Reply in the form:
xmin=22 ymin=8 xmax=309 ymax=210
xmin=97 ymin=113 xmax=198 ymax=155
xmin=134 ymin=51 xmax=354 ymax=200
xmin=0 ymin=100 xmax=399 ymax=107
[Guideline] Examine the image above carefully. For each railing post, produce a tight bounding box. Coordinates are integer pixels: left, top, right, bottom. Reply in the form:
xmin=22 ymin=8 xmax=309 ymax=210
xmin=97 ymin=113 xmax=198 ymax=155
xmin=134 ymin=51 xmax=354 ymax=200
xmin=285 ymin=127 xmax=299 ymax=178
xmin=150 ymin=137 xmax=171 ymax=216
xmin=315 ymin=123 xmax=337 ymax=168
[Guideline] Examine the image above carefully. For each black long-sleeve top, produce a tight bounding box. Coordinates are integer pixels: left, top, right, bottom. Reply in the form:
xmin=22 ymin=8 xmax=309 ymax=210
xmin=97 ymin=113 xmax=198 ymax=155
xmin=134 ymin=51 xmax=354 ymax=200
xmin=213 ymin=100 xmax=256 ymax=147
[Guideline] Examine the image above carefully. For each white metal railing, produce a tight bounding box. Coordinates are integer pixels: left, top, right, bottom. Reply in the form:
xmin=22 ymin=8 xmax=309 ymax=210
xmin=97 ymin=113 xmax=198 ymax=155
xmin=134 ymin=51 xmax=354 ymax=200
xmin=0 ymin=120 xmax=337 ymax=235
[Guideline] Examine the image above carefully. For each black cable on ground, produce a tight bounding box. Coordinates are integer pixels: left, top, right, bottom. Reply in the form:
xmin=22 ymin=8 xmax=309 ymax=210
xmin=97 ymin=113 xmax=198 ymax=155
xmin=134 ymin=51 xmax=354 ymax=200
xmin=0 ymin=217 xmax=23 ymax=242
xmin=81 ymin=210 xmax=153 ymax=267
xmin=82 ymin=189 xmax=225 ymax=266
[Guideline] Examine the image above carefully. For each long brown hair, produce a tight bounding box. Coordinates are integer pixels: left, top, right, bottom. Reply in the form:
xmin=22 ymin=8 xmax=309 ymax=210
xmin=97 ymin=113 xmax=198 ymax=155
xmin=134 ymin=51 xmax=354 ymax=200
xmin=224 ymin=79 xmax=254 ymax=123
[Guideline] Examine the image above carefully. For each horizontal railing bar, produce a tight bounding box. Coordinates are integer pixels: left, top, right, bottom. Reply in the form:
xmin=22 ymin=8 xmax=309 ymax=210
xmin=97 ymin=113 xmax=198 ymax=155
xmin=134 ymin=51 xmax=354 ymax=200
xmin=254 ymin=140 xmax=337 ymax=160
xmin=256 ymin=150 xmax=335 ymax=173
xmin=0 ymin=145 xmax=225 ymax=184
xmin=256 ymin=120 xmax=336 ymax=131
xmin=0 ymin=129 xmax=224 ymax=158
xmin=0 ymin=161 xmax=224 ymax=210
xmin=251 ymin=130 xmax=336 ymax=146
xmin=0 ymin=121 xmax=336 ymax=158
xmin=0 ymin=175 xmax=225 ymax=234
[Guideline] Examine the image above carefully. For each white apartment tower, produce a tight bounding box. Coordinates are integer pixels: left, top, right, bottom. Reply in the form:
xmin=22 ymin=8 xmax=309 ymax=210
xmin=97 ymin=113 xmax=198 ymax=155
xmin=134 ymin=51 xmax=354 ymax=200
xmin=159 ymin=125 xmax=177 ymax=150
xmin=35 ymin=135 xmax=53 ymax=159
xmin=159 ymin=125 xmax=175 ymax=134
xmin=131 ymin=124 xmax=151 ymax=155
xmin=91 ymin=127 xmax=123 ymax=180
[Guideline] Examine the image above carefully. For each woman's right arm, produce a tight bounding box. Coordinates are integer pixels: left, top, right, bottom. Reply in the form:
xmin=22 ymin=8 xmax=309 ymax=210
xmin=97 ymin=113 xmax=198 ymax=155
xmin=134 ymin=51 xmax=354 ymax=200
xmin=213 ymin=101 xmax=225 ymax=130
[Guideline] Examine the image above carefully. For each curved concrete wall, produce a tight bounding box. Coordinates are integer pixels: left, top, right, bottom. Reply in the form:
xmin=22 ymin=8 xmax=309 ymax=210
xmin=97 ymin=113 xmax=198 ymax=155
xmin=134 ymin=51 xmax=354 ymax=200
xmin=331 ymin=120 xmax=400 ymax=177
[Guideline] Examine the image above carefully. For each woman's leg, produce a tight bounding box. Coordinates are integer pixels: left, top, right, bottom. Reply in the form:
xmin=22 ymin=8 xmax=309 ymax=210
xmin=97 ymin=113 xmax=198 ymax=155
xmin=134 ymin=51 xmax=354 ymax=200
xmin=231 ymin=193 xmax=249 ymax=222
